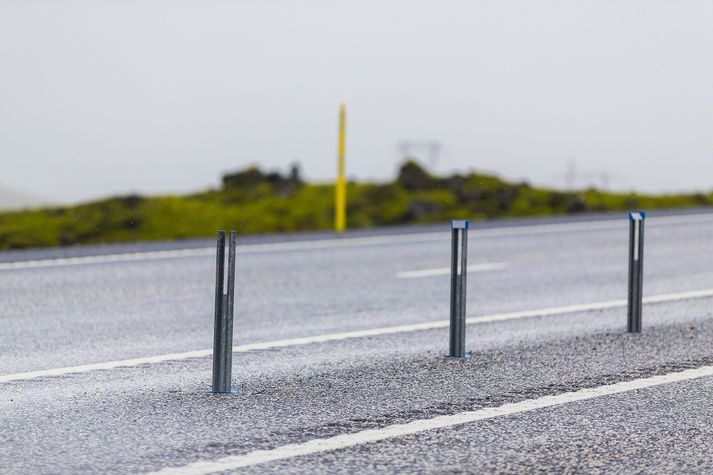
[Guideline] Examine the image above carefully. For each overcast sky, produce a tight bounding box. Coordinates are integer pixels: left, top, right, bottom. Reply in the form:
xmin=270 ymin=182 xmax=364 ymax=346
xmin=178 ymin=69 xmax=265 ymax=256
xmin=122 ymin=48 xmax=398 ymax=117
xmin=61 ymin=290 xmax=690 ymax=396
xmin=1 ymin=0 xmax=712 ymax=203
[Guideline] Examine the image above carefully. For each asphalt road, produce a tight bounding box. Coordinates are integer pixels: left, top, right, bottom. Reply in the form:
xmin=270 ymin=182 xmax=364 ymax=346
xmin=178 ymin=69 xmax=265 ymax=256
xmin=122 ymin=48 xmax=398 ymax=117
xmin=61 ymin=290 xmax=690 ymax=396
xmin=2 ymin=210 xmax=713 ymax=474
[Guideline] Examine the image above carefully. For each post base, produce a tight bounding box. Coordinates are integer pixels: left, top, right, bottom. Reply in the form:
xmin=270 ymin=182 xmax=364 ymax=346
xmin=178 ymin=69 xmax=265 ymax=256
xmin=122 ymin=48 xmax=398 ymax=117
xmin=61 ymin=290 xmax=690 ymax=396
xmin=209 ymin=387 xmax=238 ymax=394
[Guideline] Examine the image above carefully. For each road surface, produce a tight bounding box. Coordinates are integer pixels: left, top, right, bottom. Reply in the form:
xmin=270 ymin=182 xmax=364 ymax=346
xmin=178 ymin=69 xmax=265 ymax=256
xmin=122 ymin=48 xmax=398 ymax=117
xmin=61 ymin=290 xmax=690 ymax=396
xmin=2 ymin=210 xmax=713 ymax=473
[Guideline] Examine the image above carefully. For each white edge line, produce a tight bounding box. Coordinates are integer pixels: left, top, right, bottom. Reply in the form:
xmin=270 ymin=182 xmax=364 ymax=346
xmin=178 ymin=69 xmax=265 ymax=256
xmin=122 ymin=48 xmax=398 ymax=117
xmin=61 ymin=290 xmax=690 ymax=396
xmin=148 ymin=363 xmax=713 ymax=474
xmin=2 ymin=212 xmax=713 ymax=271
xmin=2 ymin=288 xmax=713 ymax=384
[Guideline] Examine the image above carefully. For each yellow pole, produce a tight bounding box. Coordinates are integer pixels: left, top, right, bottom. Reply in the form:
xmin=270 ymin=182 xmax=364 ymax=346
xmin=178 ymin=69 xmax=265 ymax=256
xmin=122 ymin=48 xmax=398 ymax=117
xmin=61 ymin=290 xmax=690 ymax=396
xmin=335 ymin=104 xmax=347 ymax=233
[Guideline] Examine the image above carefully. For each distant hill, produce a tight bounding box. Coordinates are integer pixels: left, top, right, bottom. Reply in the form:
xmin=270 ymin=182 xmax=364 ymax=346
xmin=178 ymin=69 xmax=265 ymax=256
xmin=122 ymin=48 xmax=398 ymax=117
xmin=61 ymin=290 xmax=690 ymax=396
xmin=0 ymin=160 xmax=711 ymax=250
xmin=0 ymin=185 xmax=47 ymax=211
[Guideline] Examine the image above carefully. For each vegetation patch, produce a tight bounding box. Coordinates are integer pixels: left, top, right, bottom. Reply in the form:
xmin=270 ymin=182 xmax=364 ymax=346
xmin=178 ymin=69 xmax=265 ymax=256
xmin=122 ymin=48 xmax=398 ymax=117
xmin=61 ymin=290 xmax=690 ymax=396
xmin=1 ymin=161 xmax=711 ymax=250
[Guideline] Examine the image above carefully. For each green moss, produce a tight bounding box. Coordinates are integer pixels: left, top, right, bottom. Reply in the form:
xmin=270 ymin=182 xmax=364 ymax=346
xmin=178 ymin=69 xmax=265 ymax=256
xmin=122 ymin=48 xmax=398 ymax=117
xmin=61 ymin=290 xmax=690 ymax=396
xmin=0 ymin=160 xmax=710 ymax=250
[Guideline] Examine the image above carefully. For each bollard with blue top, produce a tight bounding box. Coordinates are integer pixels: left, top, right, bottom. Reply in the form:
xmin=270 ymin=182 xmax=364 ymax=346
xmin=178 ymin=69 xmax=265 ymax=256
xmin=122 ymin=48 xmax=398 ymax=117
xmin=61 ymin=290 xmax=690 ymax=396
xmin=627 ymin=212 xmax=645 ymax=333
xmin=212 ymin=230 xmax=237 ymax=393
xmin=449 ymin=220 xmax=469 ymax=358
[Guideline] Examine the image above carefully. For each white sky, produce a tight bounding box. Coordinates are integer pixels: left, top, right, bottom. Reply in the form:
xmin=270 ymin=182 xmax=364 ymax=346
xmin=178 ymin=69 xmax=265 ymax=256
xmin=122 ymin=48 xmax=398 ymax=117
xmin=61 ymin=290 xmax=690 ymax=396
xmin=1 ymin=0 xmax=712 ymax=203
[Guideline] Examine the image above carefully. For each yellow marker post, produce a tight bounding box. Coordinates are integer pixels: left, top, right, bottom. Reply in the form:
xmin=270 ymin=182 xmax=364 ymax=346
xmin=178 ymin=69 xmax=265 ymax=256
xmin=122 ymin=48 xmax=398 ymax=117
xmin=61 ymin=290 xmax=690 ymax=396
xmin=335 ymin=104 xmax=347 ymax=233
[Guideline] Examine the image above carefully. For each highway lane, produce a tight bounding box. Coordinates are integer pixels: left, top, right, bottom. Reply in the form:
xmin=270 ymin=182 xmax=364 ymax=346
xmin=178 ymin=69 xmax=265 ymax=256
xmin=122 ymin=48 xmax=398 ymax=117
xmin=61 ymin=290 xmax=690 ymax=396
xmin=3 ymin=300 xmax=713 ymax=473
xmin=2 ymin=211 xmax=713 ymax=375
xmin=2 ymin=211 xmax=713 ymax=473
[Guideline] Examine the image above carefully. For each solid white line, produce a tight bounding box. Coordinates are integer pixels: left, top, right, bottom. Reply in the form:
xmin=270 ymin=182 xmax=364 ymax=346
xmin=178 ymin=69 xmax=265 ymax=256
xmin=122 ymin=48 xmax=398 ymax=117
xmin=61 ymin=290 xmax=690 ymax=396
xmin=0 ymin=248 xmax=214 ymax=271
xmin=395 ymin=263 xmax=507 ymax=279
xmin=149 ymin=363 xmax=713 ymax=474
xmin=2 ymin=212 xmax=712 ymax=271
xmin=2 ymin=288 xmax=712 ymax=384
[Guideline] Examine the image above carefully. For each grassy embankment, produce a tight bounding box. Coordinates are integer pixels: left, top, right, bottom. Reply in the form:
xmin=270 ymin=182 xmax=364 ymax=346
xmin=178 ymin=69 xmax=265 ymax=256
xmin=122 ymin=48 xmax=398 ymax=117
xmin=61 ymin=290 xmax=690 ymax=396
xmin=1 ymin=161 xmax=711 ymax=251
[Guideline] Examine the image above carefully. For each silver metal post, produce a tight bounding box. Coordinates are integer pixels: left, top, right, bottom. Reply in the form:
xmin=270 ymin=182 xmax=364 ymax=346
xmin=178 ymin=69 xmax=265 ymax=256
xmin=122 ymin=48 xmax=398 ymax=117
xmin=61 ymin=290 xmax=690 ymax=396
xmin=212 ymin=231 xmax=225 ymax=391
xmin=449 ymin=220 xmax=469 ymax=358
xmin=627 ymin=212 xmax=645 ymax=333
xmin=212 ymin=230 xmax=237 ymax=393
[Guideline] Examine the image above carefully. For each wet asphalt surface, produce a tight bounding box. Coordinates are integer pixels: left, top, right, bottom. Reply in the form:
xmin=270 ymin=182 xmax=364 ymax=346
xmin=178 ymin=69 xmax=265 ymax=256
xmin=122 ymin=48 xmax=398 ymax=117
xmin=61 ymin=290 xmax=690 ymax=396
xmin=2 ymin=210 xmax=713 ymax=474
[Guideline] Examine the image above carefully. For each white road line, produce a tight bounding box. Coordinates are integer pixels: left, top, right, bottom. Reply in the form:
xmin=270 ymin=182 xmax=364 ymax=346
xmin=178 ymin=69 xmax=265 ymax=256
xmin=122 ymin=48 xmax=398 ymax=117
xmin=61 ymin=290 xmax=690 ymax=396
xmin=2 ymin=212 xmax=712 ymax=271
xmin=395 ymin=263 xmax=507 ymax=279
xmin=149 ymin=363 xmax=713 ymax=474
xmin=2 ymin=288 xmax=712 ymax=384
xmin=0 ymin=248 xmax=215 ymax=271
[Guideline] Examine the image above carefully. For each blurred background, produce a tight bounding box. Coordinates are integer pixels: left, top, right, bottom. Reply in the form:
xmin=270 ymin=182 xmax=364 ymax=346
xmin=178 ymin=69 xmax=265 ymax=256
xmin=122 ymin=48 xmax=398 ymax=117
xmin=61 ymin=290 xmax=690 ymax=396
xmin=3 ymin=0 xmax=713 ymax=204
xmin=0 ymin=0 xmax=712 ymax=248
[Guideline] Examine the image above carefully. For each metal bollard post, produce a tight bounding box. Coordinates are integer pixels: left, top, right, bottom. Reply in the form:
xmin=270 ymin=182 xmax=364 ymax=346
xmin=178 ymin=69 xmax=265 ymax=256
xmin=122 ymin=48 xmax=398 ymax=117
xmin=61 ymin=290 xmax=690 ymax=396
xmin=212 ymin=230 xmax=237 ymax=393
xmin=449 ymin=220 xmax=469 ymax=358
xmin=627 ymin=212 xmax=645 ymax=333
